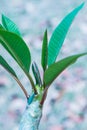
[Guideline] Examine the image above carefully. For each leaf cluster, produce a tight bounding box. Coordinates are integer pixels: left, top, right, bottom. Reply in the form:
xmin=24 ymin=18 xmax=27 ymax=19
xmin=0 ymin=3 xmax=87 ymax=105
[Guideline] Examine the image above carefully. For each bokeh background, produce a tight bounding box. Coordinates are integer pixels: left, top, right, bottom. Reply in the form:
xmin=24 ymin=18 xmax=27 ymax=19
xmin=0 ymin=0 xmax=87 ymax=130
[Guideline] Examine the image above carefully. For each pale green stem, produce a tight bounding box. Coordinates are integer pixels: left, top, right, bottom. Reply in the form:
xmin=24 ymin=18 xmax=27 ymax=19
xmin=19 ymin=101 xmax=42 ymax=130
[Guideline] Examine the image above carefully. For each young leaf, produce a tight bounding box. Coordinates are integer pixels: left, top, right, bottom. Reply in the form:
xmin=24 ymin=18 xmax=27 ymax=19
xmin=0 ymin=30 xmax=31 ymax=72
xmin=44 ymin=53 xmax=87 ymax=86
xmin=48 ymin=3 xmax=84 ymax=66
xmin=0 ymin=55 xmax=17 ymax=78
xmin=32 ymin=62 xmax=42 ymax=86
xmin=2 ymin=14 xmax=21 ymax=36
xmin=41 ymin=29 xmax=48 ymax=71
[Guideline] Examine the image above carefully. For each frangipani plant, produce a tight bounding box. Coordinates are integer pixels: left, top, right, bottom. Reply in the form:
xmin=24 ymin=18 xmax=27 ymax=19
xmin=0 ymin=3 xmax=87 ymax=130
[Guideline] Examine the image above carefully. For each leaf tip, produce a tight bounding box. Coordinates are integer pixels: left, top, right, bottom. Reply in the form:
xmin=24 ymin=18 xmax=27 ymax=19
xmin=45 ymin=28 xmax=47 ymax=33
xmin=78 ymin=2 xmax=85 ymax=10
xmin=81 ymin=2 xmax=85 ymax=7
xmin=44 ymin=28 xmax=47 ymax=37
xmin=2 ymin=14 xmax=5 ymax=20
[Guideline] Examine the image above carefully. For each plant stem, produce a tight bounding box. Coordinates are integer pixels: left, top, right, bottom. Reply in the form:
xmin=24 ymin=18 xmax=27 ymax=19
xmin=19 ymin=101 xmax=42 ymax=130
xmin=40 ymin=86 xmax=48 ymax=105
xmin=14 ymin=76 xmax=29 ymax=98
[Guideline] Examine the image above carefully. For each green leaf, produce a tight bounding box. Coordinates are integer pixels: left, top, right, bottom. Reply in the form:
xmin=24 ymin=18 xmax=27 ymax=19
xmin=32 ymin=62 xmax=42 ymax=86
xmin=48 ymin=3 xmax=84 ymax=66
xmin=0 ymin=55 xmax=17 ymax=78
xmin=44 ymin=53 xmax=87 ymax=86
xmin=0 ymin=24 xmax=4 ymax=30
xmin=2 ymin=14 xmax=21 ymax=36
xmin=41 ymin=29 xmax=48 ymax=71
xmin=0 ymin=30 xmax=31 ymax=73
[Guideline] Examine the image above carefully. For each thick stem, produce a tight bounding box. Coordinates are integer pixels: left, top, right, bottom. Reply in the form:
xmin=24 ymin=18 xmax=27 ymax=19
xmin=19 ymin=101 xmax=42 ymax=130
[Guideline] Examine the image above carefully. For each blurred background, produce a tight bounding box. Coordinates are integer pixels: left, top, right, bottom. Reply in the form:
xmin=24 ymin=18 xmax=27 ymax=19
xmin=0 ymin=0 xmax=87 ymax=130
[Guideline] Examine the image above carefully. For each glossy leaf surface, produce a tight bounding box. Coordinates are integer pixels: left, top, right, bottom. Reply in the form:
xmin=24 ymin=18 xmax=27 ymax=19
xmin=0 ymin=30 xmax=31 ymax=72
xmin=41 ymin=29 xmax=48 ymax=71
xmin=0 ymin=55 xmax=17 ymax=78
xmin=44 ymin=53 xmax=87 ymax=86
xmin=2 ymin=14 xmax=21 ymax=36
xmin=0 ymin=24 xmax=4 ymax=30
xmin=48 ymin=3 xmax=84 ymax=66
